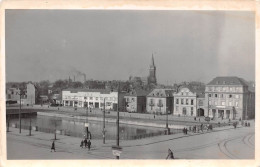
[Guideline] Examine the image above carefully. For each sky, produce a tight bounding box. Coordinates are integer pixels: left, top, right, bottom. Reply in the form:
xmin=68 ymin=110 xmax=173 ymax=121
xmin=5 ymin=10 xmax=255 ymax=84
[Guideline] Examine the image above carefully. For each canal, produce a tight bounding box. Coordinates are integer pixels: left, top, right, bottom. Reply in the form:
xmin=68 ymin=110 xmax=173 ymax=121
xmin=8 ymin=115 xmax=167 ymax=140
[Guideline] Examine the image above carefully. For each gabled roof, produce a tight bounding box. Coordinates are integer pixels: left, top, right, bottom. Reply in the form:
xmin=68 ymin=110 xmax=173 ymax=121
xmin=125 ymin=89 xmax=150 ymax=97
xmin=207 ymin=76 xmax=248 ymax=86
xmin=147 ymin=89 xmax=174 ymax=97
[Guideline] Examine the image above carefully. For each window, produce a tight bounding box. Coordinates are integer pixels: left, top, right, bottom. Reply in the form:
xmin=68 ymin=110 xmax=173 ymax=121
xmin=208 ymin=87 xmax=212 ymax=91
xmin=215 ymin=94 xmax=218 ymax=98
xmin=176 ymin=106 xmax=179 ymax=112
xmin=191 ymin=107 xmax=193 ymax=116
xmin=230 ymin=87 xmax=233 ymax=91
xmin=191 ymin=99 xmax=193 ymax=105
xmin=235 ymin=101 xmax=239 ymax=107
xmin=176 ymin=99 xmax=179 ymax=104
xmin=229 ymin=101 xmax=232 ymax=106
xmin=229 ymin=94 xmax=232 ymax=98
xmin=181 ymin=99 xmax=183 ymax=104
xmin=223 ymin=87 xmax=226 ymax=91
xmin=100 ymin=97 xmax=103 ymax=100
xmin=209 ymin=100 xmax=212 ymax=105
xmin=90 ymin=97 xmax=93 ymax=100
xmin=209 ymin=94 xmax=212 ymax=97
xmin=214 ymin=101 xmax=218 ymax=105
xmin=221 ymin=94 xmax=224 ymax=98
xmin=221 ymin=101 xmax=225 ymax=106
xmin=186 ymin=99 xmax=189 ymax=105
xmin=220 ymin=87 xmax=223 ymax=91
xmin=96 ymin=97 xmax=98 ymax=100
xmin=235 ymin=95 xmax=239 ymax=99
xmin=132 ymin=98 xmax=135 ymax=102
xmin=84 ymin=96 xmax=87 ymax=100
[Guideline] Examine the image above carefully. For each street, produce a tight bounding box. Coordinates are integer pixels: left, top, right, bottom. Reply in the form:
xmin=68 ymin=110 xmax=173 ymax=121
xmin=7 ymin=121 xmax=254 ymax=159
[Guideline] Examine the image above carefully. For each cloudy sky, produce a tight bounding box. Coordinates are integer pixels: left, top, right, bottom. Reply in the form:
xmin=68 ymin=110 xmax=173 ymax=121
xmin=5 ymin=10 xmax=255 ymax=84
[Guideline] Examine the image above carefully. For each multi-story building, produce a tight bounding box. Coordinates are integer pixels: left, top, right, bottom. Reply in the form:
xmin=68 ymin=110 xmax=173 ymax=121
xmin=205 ymin=76 xmax=255 ymax=120
xmin=173 ymin=86 xmax=205 ymax=117
xmin=124 ymin=89 xmax=150 ymax=113
xmin=146 ymin=89 xmax=173 ymax=114
xmin=6 ymin=87 xmax=20 ymax=104
xmin=6 ymin=82 xmax=36 ymax=105
xmin=62 ymin=89 xmax=125 ymax=110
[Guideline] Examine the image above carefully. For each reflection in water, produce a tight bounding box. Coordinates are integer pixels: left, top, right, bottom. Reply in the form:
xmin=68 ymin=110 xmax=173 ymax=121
xmin=9 ymin=115 xmax=165 ymax=140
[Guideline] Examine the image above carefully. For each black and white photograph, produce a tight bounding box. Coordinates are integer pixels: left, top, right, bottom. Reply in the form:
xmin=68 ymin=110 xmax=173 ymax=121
xmin=1 ymin=1 xmax=258 ymax=165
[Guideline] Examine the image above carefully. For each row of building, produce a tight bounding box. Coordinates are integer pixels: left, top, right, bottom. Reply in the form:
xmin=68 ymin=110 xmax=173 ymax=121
xmin=60 ymin=76 xmax=255 ymax=120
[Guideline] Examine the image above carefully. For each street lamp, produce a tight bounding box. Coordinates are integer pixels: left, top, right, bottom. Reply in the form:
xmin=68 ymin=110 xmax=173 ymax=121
xmin=166 ymin=107 xmax=169 ymax=135
xmin=18 ymin=90 xmax=24 ymax=133
xmin=103 ymin=98 xmax=106 ymax=144
xmin=116 ymin=82 xmax=120 ymax=159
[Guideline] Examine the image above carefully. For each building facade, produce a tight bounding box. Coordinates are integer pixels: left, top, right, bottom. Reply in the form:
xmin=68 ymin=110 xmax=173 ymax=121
xmin=62 ymin=89 xmax=121 ymax=110
xmin=146 ymin=89 xmax=173 ymax=114
xmin=205 ymin=76 xmax=255 ymax=120
xmin=124 ymin=89 xmax=149 ymax=113
xmin=173 ymin=87 xmax=205 ymax=117
xmin=6 ymin=82 xmax=36 ymax=105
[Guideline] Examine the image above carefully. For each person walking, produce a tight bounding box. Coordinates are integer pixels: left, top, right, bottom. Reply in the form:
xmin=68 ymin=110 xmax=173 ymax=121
xmin=84 ymin=138 xmax=88 ymax=148
xmin=166 ymin=149 xmax=174 ymax=159
xmin=88 ymin=140 xmax=91 ymax=151
xmin=80 ymin=140 xmax=84 ymax=148
xmin=51 ymin=141 xmax=55 ymax=152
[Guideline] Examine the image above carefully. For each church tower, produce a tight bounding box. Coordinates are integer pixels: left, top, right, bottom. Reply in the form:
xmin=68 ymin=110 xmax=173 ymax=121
xmin=148 ymin=55 xmax=157 ymax=85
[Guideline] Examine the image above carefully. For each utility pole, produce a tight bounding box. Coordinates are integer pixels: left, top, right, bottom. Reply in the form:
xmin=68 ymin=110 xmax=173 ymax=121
xmin=116 ymin=82 xmax=120 ymax=159
xmin=29 ymin=113 xmax=32 ymax=136
xmin=86 ymin=106 xmax=89 ymax=139
xmin=19 ymin=91 xmax=23 ymax=133
xmin=103 ymin=98 xmax=106 ymax=144
xmin=166 ymin=107 xmax=169 ymax=135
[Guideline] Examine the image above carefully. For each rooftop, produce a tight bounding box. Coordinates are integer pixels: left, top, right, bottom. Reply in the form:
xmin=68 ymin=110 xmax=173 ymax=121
xmin=147 ymin=89 xmax=174 ymax=97
xmin=63 ymin=88 xmax=117 ymax=94
xmin=125 ymin=89 xmax=151 ymax=97
xmin=207 ymin=76 xmax=249 ymax=86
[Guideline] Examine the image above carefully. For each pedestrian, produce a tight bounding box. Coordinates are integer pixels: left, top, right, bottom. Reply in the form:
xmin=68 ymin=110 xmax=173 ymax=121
xmin=201 ymin=124 xmax=203 ymax=132
xmin=189 ymin=126 xmax=191 ymax=132
xmin=80 ymin=140 xmax=84 ymax=148
xmin=166 ymin=149 xmax=174 ymax=159
xmin=84 ymin=138 xmax=88 ymax=148
xmin=245 ymin=122 xmax=248 ymax=127
xmin=51 ymin=141 xmax=55 ymax=152
xmin=185 ymin=128 xmax=188 ymax=135
xmin=154 ymin=115 xmax=155 ymax=119
xmin=248 ymin=122 xmax=250 ymax=127
xmin=88 ymin=140 xmax=91 ymax=150
xmin=183 ymin=128 xmax=185 ymax=134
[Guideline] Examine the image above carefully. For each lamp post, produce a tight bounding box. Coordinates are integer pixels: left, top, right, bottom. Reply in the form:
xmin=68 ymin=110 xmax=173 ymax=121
xmin=166 ymin=106 xmax=169 ymax=135
xmin=29 ymin=113 xmax=32 ymax=136
xmin=18 ymin=90 xmax=24 ymax=134
xmin=103 ymin=98 xmax=106 ymax=144
xmin=85 ymin=106 xmax=89 ymax=139
xmin=116 ymin=83 xmax=120 ymax=159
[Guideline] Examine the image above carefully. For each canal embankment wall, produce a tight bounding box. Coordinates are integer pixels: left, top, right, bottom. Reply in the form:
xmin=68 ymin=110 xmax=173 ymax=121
xmin=37 ymin=112 xmax=186 ymax=129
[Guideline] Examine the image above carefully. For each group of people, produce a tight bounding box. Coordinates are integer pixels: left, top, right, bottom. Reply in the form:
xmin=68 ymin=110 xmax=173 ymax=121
xmin=80 ymin=138 xmax=92 ymax=150
xmin=244 ymin=121 xmax=251 ymax=127
xmin=182 ymin=128 xmax=188 ymax=135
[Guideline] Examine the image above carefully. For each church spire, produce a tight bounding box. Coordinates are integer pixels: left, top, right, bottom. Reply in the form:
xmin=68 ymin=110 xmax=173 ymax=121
xmin=151 ymin=54 xmax=155 ymax=68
